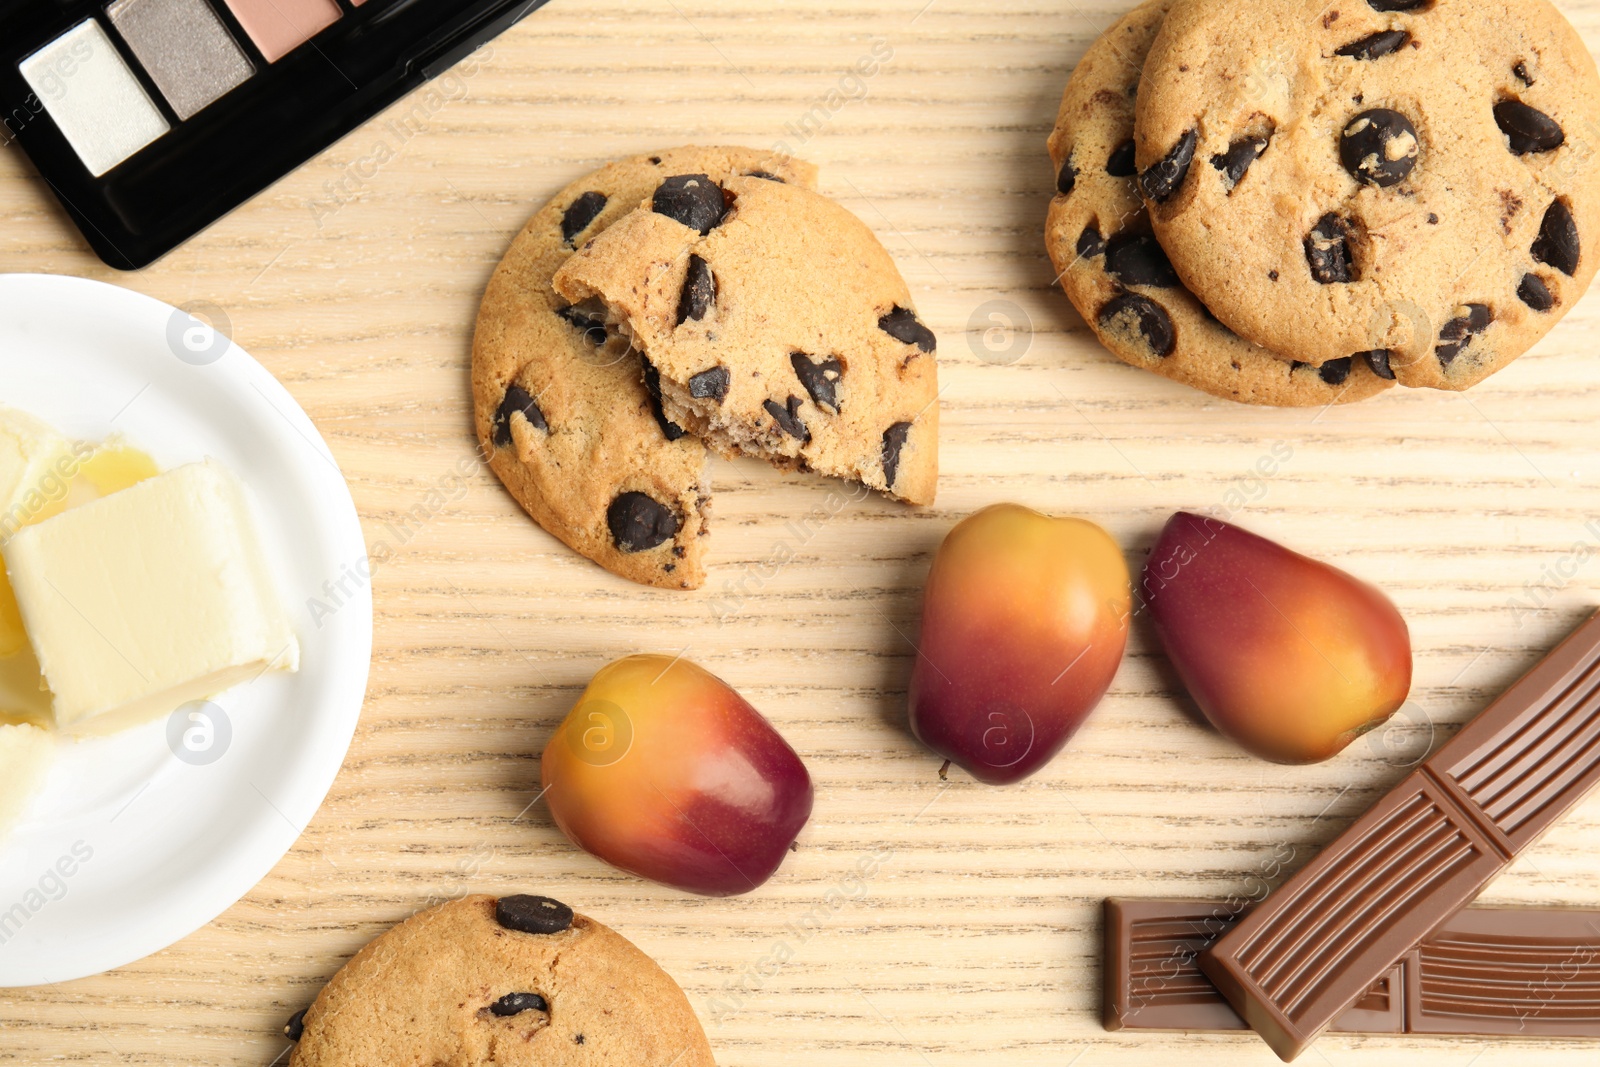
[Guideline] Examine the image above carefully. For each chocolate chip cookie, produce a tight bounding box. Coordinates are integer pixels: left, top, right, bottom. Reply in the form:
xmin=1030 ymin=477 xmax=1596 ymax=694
xmin=286 ymin=895 xmax=715 ymax=1067
xmin=551 ymin=175 xmax=939 ymax=506
xmin=1047 ymin=0 xmax=1393 ymax=406
xmin=472 ymin=148 xmax=817 ymax=591
xmin=1136 ymin=0 xmax=1600 ymax=390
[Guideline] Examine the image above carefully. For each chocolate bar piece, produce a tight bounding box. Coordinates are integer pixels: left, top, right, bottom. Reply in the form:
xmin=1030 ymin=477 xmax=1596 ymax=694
xmin=1106 ymin=899 xmax=1600 ymax=1036
xmin=1200 ymin=610 xmax=1600 ymax=1060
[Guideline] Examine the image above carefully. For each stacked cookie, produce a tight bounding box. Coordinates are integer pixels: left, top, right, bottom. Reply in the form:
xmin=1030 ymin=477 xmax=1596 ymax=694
xmin=473 ymin=147 xmax=939 ymax=591
xmin=1048 ymin=0 xmax=1600 ymax=406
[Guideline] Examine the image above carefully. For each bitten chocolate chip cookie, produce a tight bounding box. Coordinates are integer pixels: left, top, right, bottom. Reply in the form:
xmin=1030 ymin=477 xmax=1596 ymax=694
xmin=551 ymin=174 xmax=939 ymax=506
xmin=1136 ymin=0 xmax=1600 ymax=390
xmin=472 ymin=148 xmax=817 ymax=591
xmin=1047 ymin=0 xmax=1393 ymax=406
xmin=286 ymin=894 xmax=715 ymax=1067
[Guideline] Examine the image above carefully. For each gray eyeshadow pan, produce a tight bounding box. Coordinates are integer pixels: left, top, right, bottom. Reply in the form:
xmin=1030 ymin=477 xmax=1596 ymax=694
xmin=108 ymin=0 xmax=255 ymax=121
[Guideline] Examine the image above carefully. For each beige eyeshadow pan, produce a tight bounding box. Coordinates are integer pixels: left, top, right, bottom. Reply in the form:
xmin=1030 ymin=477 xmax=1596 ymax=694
xmin=221 ymin=0 xmax=343 ymax=64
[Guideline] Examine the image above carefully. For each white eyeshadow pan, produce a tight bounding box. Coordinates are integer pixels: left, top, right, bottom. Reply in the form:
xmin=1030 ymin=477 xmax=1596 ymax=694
xmin=19 ymin=21 xmax=170 ymax=177
xmin=108 ymin=0 xmax=256 ymax=121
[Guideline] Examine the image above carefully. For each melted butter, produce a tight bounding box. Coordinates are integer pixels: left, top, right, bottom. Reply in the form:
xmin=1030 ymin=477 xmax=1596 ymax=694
xmin=77 ymin=445 xmax=160 ymax=496
xmin=0 ymin=439 xmax=158 ymax=720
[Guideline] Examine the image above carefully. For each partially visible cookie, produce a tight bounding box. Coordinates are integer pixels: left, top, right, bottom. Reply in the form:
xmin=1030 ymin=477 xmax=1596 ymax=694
xmin=471 ymin=148 xmax=817 ymax=591
xmin=1047 ymin=0 xmax=1393 ymax=407
xmin=1136 ymin=0 xmax=1600 ymax=390
xmin=551 ymin=174 xmax=939 ymax=506
xmin=287 ymin=894 xmax=715 ymax=1067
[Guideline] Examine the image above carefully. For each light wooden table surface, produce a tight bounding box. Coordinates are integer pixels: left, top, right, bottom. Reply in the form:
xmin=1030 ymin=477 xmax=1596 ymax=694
xmin=4 ymin=1 xmax=1600 ymax=1063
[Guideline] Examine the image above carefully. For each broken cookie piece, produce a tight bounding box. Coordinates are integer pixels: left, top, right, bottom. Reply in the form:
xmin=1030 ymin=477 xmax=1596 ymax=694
xmin=553 ymin=173 xmax=939 ymax=507
xmin=472 ymin=147 xmax=819 ymax=591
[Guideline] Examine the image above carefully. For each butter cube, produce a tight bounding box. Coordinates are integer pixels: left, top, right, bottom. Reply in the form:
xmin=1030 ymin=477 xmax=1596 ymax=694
xmin=0 ymin=723 xmax=51 ymax=837
xmin=0 ymin=408 xmax=76 ymax=537
xmin=2 ymin=461 xmax=299 ymax=734
xmin=0 ymin=644 xmax=52 ymax=727
xmin=0 ymin=408 xmax=83 ymax=721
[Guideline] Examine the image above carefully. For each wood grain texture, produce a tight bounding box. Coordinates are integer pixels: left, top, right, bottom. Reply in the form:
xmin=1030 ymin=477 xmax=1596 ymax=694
xmin=3 ymin=1 xmax=1600 ymax=1062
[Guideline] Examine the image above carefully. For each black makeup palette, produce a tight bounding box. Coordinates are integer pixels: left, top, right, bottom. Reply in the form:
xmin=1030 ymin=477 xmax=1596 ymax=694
xmin=0 ymin=0 xmax=551 ymax=269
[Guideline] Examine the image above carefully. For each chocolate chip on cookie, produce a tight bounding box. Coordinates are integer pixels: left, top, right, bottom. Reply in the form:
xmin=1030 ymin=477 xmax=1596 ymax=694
xmin=1340 ymin=109 xmax=1419 ymax=187
xmin=688 ymin=366 xmax=731 ymax=401
xmin=882 ymin=422 xmax=913 ymax=488
xmin=1360 ymin=349 xmax=1398 ymax=379
xmin=1518 ymin=273 xmax=1557 ymax=311
xmin=1317 ymin=357 xmax=1354 ymax=385
xmin=1107 ymin=139 xmax=1138 ymax=177
xmin=1305 ymin=214 xmax=1358 ymax=284
xmin=493 ymin=385 xmax=548 ymax=447
xmin=1436 ymin=304 xmax=1494 ymax=366
xmin=607 ymin=494 xmax=680 ymax=554
xmin=495 ymin=895 xmax=575 ymax=935
xmin=1495 ymin=100 xmax=1566 ymax=155
xmin=1139 ymin=128 xmax=1197 ymax=203
xmin=1057 ymin=156 xmax=1078 ymax=197
xmin=763 ymin=396 xmax=811 ymax=442
xmin=678 ymin=254 xmax=717 ymax=324
xmin=641 ymin=359 xmax=688 ymax=441
xmin=1100 ymin=293 xmax=1176 ymax=358
xmin=556 ymin=304 xmax=608 ymax=345
xmin=653 ymin=174 xmax=729 ymax=234
xmin=1105 ymin=233 xmax=1179 ymax=288
xmin=878 ymin=306 xmax=937 ymax=353
xmin=1532 ymin=199 xmax=1580 ymax=275
xmin=1077 ymin=223 xmax=1107 ymax=259
xmin=285 ymin=1008 xmax=306 ymax=1042
xmin=562 ymin=191 xmax=608 ymax=247
xmin=488 ymin=992 xmax=550 ymax=1017
xmin=1212 ymin=130 xmax=1272 ymax=191
xmin=791 ymin=352 xmax=843 ymax=413
xmin=1336 ymin=30 xmax=1410 ymax=59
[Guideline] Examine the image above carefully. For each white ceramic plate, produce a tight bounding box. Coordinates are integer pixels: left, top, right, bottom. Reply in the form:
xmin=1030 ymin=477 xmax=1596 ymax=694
xmin=0 ymin=274 xmax=371 ymax=986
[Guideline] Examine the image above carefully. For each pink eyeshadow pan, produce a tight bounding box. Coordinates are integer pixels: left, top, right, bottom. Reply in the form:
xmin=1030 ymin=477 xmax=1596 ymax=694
xmin=222 ymin=0 xmax=343 ymax=63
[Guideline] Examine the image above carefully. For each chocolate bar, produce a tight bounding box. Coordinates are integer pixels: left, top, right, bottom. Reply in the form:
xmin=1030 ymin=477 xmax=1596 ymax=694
xmin=1106 ymin=899 xmax=1600 ymax=1036
xmin=1200 ymin=610 xmax=1600 ymax=1060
